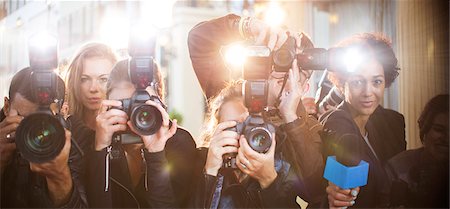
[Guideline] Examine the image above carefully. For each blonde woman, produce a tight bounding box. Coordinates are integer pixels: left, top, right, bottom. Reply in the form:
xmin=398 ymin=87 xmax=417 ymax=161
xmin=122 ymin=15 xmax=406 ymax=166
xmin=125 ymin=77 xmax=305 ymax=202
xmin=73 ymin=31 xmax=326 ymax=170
xmin=66 ymin=43 xmax=117 ymax=129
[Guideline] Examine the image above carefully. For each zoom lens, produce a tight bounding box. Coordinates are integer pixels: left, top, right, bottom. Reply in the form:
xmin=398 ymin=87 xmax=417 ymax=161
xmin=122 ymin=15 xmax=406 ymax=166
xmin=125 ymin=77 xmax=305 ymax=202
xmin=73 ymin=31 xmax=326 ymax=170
xmin=246 ymin=127 xmax=272 ymax=153
xmin=16 ymin=113 xmax=65 ymax=163
xmin=130 ymin=104 xmax=162 ymax=136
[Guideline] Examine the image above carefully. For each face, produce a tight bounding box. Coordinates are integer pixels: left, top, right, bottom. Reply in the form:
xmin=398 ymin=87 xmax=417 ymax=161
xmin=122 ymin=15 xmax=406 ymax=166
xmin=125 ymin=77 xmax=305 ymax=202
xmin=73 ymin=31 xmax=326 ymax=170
xmin=423 ymin=112 xmax=449 ymax=161
xmin=108 ymin=81 xmax=157 ymax=101
xmin=79 ymin=58 xmax=114 ymax=112
xmin=219 ymin=98 xmax=249 ymax=123
xmin=343 ymin=58 xmax=385 ymax=117
xmin=267 ymin=70 xmax=310 ymax=106
xmin=8 ymin=94 xmax=38 ymax=117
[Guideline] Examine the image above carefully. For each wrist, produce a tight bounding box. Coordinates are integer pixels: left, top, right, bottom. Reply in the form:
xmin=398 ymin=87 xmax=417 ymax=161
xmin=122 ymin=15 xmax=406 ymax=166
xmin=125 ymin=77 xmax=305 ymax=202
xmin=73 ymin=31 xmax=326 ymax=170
xmin=259 ymin=169 xmax=277 ymax=189
xmin=144 ymin=141 xmax=165 ymax=153
xmin=95 ymin=132 xmax=111 ymax=151
xmin=46 ymin=165 xmax=71 ymax=185
xmin=204 ymin=165 xmax=220 ymax=177
xmin=282 ymin=112 xmax=298 ymax=123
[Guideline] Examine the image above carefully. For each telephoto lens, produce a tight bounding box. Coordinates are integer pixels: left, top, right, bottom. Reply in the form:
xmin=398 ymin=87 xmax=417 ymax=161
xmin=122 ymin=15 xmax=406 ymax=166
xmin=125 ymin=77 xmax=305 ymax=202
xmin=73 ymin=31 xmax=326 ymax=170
xmin=15 ymin=112 xmax=66 ymax=163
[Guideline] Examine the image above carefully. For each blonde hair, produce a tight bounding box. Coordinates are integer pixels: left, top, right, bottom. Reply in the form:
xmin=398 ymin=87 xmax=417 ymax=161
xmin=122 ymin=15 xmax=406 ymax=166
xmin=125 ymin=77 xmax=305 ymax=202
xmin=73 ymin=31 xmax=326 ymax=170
xmin=199 ymin=80 xmax=243 ymax=147
xmin=66 ymin=42 xmax=117 ymax=119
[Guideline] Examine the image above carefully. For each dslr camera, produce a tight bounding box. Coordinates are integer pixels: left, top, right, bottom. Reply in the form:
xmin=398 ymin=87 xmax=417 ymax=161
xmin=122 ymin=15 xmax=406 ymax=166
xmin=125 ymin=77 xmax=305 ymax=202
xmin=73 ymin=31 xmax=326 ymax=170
xmin=222 ymin=46 xmax=275 ymax=169
xmin=111 ymin=28 xmax=167 ymax=144
xmin=15 ymin=33 xmax=68 ymax=163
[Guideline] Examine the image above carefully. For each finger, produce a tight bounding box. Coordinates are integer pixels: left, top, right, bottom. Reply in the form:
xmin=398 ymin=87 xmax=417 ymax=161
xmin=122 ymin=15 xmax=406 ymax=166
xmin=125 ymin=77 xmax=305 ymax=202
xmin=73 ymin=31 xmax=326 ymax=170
xmin=218 ymin=130 xmax=239 ymax=139
xmin=107 ymin=115 xmax=129 ymax=125
xmin=221 ymin=146 xmax=239 ymax=155
xmin=235 ymin=156 xmax=249 ymax=173
xmin=216 ymin=137 xmax=239 ymax=148
xmin=100 ymin=100 xmax=122 ymax=114
xmin=102 ymin=109 xmax=128 ymax=120
xmin=3 ymin=116 xmax=23 ymax=126
xmin=236 ymin=150 xmax=254 ymax=171
xmin=167 ymin=119 xmax=178 ymax=137
xmin=267 ymin=133 xmax=276 ymax=155
xmin=214 ymin=121 xmax=238 ymax=135
xmin=0 ymin=123 xmax=20 ymax=137
xmin=328 ymin=196 xmax=354 ymax=207
xmin=255 ymin=26 xmax=268 ymax=46
xmin=145 ymin=100 xmax=170 ymax=127
xmin=239 ymin=135 xmax=259 ymax=160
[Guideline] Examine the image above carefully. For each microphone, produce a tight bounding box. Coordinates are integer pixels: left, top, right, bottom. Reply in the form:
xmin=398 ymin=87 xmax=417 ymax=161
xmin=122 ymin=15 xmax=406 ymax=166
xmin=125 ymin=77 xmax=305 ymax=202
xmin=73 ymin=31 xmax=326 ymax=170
xmin=323 ymin=133 xmax=369 ymax=189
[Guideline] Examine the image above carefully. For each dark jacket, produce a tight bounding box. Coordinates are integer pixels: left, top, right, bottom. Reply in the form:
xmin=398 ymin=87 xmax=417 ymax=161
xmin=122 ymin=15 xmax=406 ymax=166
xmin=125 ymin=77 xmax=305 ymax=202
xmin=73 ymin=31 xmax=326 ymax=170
xmin=0 ymin=115 xmax=93 ymax=208
xmin=320 ymin=102 xmax=406 ymax=208
xmin=85 ymin=127 xmax=198 ymax=208
xmin=387 ymin=148 xmax=449 ymax=208
xmin=188 ymin=14 xmax=326 ymax=206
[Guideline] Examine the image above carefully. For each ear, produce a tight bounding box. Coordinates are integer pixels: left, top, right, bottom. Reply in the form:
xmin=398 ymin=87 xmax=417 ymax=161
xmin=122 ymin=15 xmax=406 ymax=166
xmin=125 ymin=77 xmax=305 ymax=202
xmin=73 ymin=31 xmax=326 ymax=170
xmin=3 ymin=97 xmax=10 ymax=115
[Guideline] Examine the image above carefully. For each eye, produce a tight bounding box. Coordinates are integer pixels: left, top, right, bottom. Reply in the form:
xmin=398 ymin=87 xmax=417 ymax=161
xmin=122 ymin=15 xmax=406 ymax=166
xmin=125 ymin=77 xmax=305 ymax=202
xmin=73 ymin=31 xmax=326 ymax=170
xmin=99 ymin=77 xmax=108 ymax=83
xmin=350 ymin=80 xmax=364 ymax=87
xmin=80 ymin=77 xmax=90 ymax=83
xmin=373 ymin=79 xmax=384 ymax=86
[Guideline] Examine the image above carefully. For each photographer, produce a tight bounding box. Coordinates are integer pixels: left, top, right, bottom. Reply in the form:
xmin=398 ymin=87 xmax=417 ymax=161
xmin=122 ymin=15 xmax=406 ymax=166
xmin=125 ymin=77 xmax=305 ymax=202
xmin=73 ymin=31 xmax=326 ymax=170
xmin=85 ymin=59 xmax=197 ymax=208
xmin=188 ymin=14 xmax=326 ymax=206
xmin=66 ymin=42 xmax=118 ymax=129
xmin=321 ymin=33 xmax=405 ymax=208
xmin=0 ymin=68 xmax=88 ymax=208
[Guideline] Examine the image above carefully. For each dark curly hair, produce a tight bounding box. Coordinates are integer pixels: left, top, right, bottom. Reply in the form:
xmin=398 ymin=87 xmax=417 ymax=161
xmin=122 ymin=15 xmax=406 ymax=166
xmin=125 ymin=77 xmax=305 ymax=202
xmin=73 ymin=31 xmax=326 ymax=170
xmin=328 ymin=33 xmax=400 ymax=88
xmin=418 ymin=94 xmax=449 ymax=143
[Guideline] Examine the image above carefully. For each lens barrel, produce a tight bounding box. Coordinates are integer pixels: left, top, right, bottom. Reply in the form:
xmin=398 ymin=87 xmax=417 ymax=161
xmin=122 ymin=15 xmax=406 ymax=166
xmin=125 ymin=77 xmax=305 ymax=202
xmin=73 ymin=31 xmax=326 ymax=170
xmin=130 ymin=104 xmax=163 ymax=136
xmin=16 ymin=113 xmax=65 ymax=163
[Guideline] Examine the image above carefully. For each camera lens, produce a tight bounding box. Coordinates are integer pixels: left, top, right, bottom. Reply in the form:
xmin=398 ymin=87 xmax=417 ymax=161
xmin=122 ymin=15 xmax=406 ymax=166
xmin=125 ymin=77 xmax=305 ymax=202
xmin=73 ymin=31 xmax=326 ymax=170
xmin=16 ymin=113 xmax=65 ymax=163
xmin=131 ymin=104 xmax=162 ymax=136
xmin=274 ymin=48 xmax=295 ymax=71
xmin=246 ymin=127 xmax=272 ymax=153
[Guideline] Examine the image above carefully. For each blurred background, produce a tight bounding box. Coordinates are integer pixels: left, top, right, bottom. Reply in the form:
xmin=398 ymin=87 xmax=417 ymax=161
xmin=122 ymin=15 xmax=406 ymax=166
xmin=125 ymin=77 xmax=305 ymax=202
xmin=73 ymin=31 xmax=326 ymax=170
xmin=0 ymin=0 xmax=448 ymax=150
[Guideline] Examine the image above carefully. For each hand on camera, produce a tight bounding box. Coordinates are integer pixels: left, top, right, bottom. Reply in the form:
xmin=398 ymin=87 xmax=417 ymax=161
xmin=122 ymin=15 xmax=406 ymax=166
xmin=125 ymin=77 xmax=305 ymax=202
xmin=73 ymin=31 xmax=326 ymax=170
xmin=249 ymin=18 xmax=288 ymax=51
xmin=95 ymin=100 xmax=128 ymax=151
xmin=0 ymin=113 xmax=22 ymax=174
xmin=236 ymin=134 xmax=277 ymax=189
xmin=204 ymin=121 xmax=239 ymax=176
xmin=131 ymin=100 xmax=177 ymax=153
xmin=326 ymin=181 xmax=360 ymax=209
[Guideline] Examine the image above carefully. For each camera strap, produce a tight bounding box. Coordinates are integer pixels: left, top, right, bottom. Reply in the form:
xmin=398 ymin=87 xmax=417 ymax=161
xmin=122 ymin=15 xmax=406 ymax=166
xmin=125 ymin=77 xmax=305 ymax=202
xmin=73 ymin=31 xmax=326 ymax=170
xmin=273 ymin=73 xmax=289 ymax=108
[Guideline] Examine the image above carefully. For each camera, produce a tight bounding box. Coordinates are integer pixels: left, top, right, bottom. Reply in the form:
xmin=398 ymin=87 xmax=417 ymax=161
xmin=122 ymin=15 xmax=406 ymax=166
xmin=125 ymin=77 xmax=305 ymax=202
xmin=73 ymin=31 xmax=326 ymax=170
xmin=111 ymin=26 xmax=167 ymax=143
xmin=222 ymin=47 xmax=275 ymax=169
xmin=15 ymin=33 xmax=67 ymax=163
xmin=223 ymin=115 xmax=275 ymax=169
xmin=112 ymin=92 xmax=167 ymax=142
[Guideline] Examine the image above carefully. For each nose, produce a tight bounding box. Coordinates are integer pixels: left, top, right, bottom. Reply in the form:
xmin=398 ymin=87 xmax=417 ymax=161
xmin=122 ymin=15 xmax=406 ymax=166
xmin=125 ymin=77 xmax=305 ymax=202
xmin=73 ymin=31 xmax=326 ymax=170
xmin=362 ymin=82 xmax=374 ymax=97
xmin=89 ymin=80 xmax=100 ymax=93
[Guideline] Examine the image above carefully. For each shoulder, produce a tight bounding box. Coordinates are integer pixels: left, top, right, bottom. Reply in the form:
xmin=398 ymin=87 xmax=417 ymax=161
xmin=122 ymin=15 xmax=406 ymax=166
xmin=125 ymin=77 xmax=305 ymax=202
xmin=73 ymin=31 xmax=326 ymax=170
xmin=388 ymin=148 xmax=423 ymax=176
xmin=322 ymin=108 xmax=355 ymax=131
xmin=166 ymin=126 xmax=197 ymax=151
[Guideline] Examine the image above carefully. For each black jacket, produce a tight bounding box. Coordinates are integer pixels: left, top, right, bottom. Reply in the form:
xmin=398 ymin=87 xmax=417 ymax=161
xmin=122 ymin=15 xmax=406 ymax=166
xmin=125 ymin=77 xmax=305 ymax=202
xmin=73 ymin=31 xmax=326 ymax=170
xmin=0 ymin=115 xmax=93 ymax=208
xmin=320 ymin=102 xmax=406 ymax=208
xmin=85 ymin=127 xmax=198 ymax=208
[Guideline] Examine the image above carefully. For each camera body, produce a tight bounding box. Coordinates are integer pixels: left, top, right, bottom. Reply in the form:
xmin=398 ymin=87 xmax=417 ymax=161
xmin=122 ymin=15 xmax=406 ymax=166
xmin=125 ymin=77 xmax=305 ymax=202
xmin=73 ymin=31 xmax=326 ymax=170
xmin=112 ymin=90 xmax=166 ymax=143
xmin=223 ymin=115 xmax=275 ymax=169
xmin=15 ymin=33 xmax=67 ymax=163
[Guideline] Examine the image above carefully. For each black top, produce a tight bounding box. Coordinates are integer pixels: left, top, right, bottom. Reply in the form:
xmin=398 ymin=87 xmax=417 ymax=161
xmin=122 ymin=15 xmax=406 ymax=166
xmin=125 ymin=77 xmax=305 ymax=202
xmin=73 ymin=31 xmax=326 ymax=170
xmin=0 ymin=115 xmax=94 ymax=208
xmin=320 ymin=102 xmax=406 ymax=208
xmin=85 ymin=127 xmax=198 ymax=208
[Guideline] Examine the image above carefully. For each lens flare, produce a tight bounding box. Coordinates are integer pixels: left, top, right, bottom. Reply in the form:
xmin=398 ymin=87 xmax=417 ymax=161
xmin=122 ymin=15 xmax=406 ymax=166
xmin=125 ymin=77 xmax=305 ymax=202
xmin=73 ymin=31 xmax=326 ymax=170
xmin=343 ymin=48 xmax=364 ymax=73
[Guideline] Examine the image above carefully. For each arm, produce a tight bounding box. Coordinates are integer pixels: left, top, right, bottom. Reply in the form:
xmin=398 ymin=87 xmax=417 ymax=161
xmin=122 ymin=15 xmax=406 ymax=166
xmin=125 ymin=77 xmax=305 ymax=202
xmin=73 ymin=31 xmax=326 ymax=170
xmin=281 ymin=105 xmax=326 ymax=204
xmin=188 ymin=14 xmax=241 ymax=99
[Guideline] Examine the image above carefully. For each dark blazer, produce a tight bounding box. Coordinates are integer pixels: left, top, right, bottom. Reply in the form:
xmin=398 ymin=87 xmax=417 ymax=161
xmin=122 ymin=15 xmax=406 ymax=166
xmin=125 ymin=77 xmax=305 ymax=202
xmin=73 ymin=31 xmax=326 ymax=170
xmin=320 ymin=102 xmax=406 ymax=208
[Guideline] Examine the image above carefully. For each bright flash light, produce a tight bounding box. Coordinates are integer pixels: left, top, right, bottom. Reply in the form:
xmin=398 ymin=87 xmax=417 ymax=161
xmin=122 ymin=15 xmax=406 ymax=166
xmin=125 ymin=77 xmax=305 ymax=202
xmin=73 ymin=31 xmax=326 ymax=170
xmin=224 ymin=44 xmax=247 ymax=67
xmin=129 ymin=23 xmax=158 ymax=44
xmin=343 ymin=48 xmax=364 ymax=73
xmin=100 ymin=10 xmax=129 ymax=50
xmin=264 ymin=2 xmax=285 ymax=27
xmin=28 ymin=32 xmax=58 ymax=52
